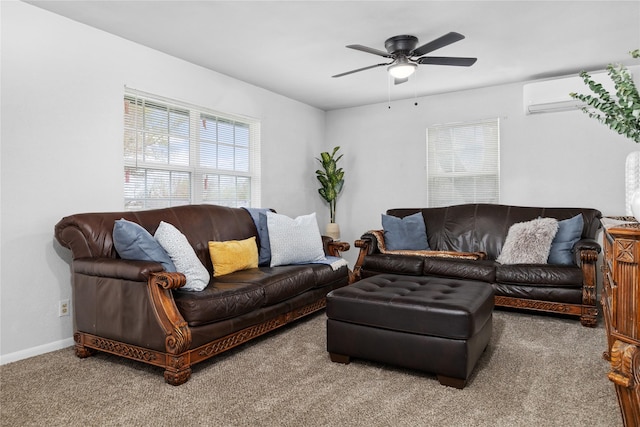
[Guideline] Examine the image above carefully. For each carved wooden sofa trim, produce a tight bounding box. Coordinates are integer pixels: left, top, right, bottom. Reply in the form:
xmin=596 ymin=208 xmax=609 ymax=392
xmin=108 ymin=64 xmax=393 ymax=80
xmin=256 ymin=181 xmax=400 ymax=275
xmin=354 ymin=204 xmax=602 ymax=327
xmin=56 ymin=204 xmax=351 ymax=385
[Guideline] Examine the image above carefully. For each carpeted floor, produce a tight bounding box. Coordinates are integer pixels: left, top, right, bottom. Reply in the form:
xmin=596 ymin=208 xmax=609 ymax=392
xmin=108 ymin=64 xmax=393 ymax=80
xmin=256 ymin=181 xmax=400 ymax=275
xmin=0 ymin=310 xmax=621 ymax=426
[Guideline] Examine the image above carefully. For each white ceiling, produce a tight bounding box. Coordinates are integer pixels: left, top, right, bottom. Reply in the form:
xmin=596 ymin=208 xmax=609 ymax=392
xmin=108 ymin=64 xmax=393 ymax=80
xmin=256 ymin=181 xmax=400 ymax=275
xmin=25 ymin=0 xmax=640 ymax=111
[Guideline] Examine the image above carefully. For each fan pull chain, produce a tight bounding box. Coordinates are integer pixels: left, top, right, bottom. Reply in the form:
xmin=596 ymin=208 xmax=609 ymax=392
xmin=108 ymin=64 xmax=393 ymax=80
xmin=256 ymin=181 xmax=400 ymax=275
xmin=413 ymin=70 xmax=419 ymax=106
xmin=387 ymin=74 xmax=392 ymax=109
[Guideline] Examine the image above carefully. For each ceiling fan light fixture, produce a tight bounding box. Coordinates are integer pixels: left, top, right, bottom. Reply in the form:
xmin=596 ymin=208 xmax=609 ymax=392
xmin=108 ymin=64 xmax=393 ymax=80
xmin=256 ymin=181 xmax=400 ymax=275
xmin=388 ymin=58 xmax=417 ymax=79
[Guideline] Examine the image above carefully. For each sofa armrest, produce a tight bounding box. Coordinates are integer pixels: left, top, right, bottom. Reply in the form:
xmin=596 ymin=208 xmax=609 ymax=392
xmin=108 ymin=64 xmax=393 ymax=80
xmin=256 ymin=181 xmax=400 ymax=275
xmin=574 ymin=238 xmax=602 ymax=255
xmin=573 ymin=239 xmax=600 ymax=318
xmin=147 ymin=272 xmax=191 ymax=358
xmin=357 ymin=232 xmax=381 ymax=254
xmin=573 ymin=238 xmax=601 ymax=266
xmin=322 ymin=236 xmax=350 ymax=257
xmin=73 ymin=257 xmax=166 ymax=281
xmin=353 ymin=233 xmax=379 ymax=280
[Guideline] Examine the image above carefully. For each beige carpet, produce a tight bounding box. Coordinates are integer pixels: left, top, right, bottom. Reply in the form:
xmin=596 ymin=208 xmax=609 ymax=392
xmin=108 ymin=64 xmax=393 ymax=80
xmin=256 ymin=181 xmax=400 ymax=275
xmin=0 ymin=310 xmax=621 ymax=426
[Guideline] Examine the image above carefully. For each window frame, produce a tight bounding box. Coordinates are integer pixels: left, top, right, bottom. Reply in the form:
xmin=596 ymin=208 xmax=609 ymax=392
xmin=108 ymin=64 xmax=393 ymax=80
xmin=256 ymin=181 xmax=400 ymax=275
xmin=426 ymin=118 xmax=500 ymax=207
xmin=123 ymin=88 xmax=261 ymax=211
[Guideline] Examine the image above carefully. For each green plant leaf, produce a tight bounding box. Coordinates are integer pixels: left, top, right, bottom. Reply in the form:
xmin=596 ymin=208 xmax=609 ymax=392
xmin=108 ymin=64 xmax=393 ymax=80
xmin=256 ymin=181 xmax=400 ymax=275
xmin=315 ymin=146 xmax=345 ymax=219
xmin=571 ymin=50 xmax=640 ymax=143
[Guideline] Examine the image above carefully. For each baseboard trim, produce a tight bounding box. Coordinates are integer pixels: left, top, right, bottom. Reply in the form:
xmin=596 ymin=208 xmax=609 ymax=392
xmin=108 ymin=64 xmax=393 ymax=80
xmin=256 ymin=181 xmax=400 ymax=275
xmin=0 ymin=337 xmax=74 ymax=365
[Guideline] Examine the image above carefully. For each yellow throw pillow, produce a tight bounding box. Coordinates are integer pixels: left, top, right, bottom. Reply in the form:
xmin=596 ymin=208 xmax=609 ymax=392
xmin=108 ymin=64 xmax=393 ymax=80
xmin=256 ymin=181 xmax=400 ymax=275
xmin=209 ymin=237 xmax=259 ymax=277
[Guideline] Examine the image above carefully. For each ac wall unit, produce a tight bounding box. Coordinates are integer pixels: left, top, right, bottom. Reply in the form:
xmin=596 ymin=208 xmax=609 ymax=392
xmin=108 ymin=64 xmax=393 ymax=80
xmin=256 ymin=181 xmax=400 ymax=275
xmin=523 ymin=71 xmax=616 ymax=115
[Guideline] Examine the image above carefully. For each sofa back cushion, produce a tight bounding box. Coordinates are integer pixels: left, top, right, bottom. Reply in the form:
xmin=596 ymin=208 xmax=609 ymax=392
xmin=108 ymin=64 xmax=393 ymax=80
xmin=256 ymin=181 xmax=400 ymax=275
xmin=55 ymin=204 xmax=259 ymax=273
xmin=386 ymin=204 xmax=602 ymax=260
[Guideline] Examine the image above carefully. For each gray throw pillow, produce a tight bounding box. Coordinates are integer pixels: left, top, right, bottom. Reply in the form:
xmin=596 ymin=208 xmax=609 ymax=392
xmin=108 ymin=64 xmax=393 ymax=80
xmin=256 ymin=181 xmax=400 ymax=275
xmin=548 ymin=214 xmax=584 ymax=265
xmin=267 ymin=212 xmax=326 ymax=267
xmin=497 ymin=217 xmax=559 ymax=264
xmin=155 ymin=221 xmax=210 ymax=291
xmin=382 ymin=212 xmax=430 ymax=251
xmin=112 ymin=219 xmax=176 ymax=272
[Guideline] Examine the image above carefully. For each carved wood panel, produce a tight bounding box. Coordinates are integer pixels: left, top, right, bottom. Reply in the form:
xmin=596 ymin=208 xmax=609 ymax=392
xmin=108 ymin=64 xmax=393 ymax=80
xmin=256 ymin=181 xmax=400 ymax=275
xmin=603 ymin=223 xmax=640 ymax=426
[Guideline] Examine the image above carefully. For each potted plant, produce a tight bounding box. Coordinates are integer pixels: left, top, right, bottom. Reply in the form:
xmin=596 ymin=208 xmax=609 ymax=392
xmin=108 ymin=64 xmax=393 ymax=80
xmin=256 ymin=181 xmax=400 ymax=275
xmin=316 ymin=146 xmax=345 ymax=239
xmin=570 ymin=49 xmax=640 ymax=220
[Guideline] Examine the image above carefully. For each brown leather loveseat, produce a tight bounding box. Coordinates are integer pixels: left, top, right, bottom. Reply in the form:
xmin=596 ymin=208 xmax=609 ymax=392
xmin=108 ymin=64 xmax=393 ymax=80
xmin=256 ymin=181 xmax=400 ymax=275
xmin=354 ymin=204 xmax=602 ymax=327
xmin=54 ymin=204 xmax=350 ymax=385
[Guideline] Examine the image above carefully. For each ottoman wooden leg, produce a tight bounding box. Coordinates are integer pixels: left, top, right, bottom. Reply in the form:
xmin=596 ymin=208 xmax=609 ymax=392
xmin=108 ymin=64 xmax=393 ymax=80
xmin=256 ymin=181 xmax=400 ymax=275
xmin=437 ymin=374 xmax=467 ymax=389
xmin=329 ymin=353 xmax=351 ymax=364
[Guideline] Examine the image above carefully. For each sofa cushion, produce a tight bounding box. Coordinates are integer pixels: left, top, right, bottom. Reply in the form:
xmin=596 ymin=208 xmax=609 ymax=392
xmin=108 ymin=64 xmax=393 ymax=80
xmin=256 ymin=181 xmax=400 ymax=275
xmin=155 ymin=221 xmax=210 ymax=291
xmin=493 ymin=283 xmax=583 ymax=304
xmin=267 ymin=212 xmax=326 ymax=267
xmin=214 ymin=265 xmax=318 ymax=306
xmin=548 ymin=214 xmax=584 ymax=265
xmin=497 ymin=218 xmax=559 ymax=264
xmin=208 ymin=237 xmax=259 ymax=277
xmin=423 ymin=258 xmax=497 ymax=283
xmin=382 ymin=212 xmax=430 ymax=250
xmin=173 ymin=281 xmax=265 ymax=326
xmin=259 ymin=266 xmax=318 ymax=305
xmin=112 ymin=219 xmax=176 ymax=272
xmin=495 ymin=264 xmax=583 ymax=286
xmin=362 ymin=254 xmax=425 ymax=276
xmin=309 ymin=263 xmax=350 ymax=288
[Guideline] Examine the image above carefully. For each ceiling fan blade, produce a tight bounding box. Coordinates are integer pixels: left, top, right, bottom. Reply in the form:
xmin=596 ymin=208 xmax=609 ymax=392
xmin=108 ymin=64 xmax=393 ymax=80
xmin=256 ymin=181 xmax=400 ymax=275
xmin=346 ymin=44 xmax=393 ymax=58
xmin=394 ymin=77 xmax=409 ymax=85
xmin=412 ymin=32 xmax=465 ymax=57
xmin=332 ymin=63 xmax=389 ymax=78
xmin=417 ymin=56 xmax=477 ymax=66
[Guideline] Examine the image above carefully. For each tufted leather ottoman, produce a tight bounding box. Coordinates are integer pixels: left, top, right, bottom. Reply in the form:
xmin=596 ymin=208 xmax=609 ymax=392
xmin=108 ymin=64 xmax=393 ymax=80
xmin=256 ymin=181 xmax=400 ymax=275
xmin=326 ymin=274 xmax=494 ymax=388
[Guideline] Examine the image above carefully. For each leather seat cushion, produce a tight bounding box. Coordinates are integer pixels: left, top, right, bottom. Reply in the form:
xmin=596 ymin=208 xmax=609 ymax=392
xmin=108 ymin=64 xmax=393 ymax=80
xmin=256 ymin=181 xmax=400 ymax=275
xmin=310 ymin=264 xmax=350 ymax=288
xmin=326 ymin=274 xmax=494 ymax=340
xmin=422 ymin=258 xmax=496 ymax=282
xmin=173 ymin=281 xmax=265 ymax=326
xmin=493 ymin=283 xmax=582 ymax=304
xmin=214 ymin=266 xmax=317 ymax=306
xmin=495 ymin=264 xmax=582 ymax=286
xmin=361 ymin=254 xmax=424 ymax=276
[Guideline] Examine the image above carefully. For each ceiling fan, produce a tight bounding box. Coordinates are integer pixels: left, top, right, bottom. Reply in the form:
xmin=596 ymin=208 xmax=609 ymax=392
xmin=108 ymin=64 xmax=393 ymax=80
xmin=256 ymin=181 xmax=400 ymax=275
xmin=332 ymin=32 xmax=477 ymax=84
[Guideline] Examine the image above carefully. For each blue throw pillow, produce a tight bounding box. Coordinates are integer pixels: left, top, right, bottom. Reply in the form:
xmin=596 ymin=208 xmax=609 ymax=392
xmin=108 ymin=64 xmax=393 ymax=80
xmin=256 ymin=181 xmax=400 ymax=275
xmin=257 ymin=212 xmax=271 ymax=266
xmin=548 ymin=214 xmax=584 ymax=265
xmin=243 ymin=207 xmax=272 ymax=266
xmin=382 ymin=212 xmax=430 ymax=251
xmin=113 ymin=219 xmax=176 ymax=272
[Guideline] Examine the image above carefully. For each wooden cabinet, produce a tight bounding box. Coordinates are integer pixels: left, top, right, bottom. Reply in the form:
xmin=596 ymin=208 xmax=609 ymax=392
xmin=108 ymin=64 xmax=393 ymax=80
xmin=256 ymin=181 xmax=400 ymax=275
xmin=602 ymin=218 xmax=640 ymax=426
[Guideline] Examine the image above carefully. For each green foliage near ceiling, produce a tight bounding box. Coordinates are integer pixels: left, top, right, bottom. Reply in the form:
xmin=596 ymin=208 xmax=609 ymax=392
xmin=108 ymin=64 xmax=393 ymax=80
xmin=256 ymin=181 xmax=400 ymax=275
xmin=570 ymin=49 xmax=640 ymax=143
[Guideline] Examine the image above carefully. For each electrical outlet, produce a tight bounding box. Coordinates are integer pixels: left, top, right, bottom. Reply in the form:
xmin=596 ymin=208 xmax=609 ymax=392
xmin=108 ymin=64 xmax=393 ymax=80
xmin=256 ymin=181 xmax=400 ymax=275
xmin=59 ymin=299 xmax=70 ymax=317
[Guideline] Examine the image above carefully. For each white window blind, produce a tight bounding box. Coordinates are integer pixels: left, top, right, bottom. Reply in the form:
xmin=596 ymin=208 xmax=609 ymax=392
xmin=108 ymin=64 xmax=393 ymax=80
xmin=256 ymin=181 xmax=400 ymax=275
xmin=123 ymin=89 xmax=261 ymax=211
xmin=426 ymin=118 xmax=500 ymax=207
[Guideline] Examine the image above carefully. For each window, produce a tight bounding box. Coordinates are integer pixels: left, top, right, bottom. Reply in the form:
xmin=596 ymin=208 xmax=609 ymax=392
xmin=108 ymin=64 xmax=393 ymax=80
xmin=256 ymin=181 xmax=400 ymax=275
xmin=123 ymin=89 xmax=260 ymax=211
xmin=426 ymin=118 xmax=500 ymax=207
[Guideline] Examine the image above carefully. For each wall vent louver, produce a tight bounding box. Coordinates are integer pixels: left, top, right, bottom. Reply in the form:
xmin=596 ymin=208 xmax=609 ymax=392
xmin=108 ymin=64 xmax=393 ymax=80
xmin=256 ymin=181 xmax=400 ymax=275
xmin=523 ymin=72 xmax=617 ymax=115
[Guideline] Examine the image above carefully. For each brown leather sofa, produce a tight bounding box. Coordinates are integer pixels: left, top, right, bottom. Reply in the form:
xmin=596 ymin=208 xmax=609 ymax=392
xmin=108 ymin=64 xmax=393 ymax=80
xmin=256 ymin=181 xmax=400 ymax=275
xmin=354 ymin=204 xmax=602 ymax=327
xmin=54 ymin=204 xmax=350 ymax=385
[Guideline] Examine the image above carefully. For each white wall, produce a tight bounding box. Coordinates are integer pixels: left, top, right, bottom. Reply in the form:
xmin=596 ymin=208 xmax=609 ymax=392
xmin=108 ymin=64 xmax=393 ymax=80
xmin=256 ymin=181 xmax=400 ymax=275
xmin=0 ymin=1 xmax=326 ymax=361
xmin=327 ymin=73 xmax=640 ymax=267
xmin=3 ymin=0 xmax=639 ymax=362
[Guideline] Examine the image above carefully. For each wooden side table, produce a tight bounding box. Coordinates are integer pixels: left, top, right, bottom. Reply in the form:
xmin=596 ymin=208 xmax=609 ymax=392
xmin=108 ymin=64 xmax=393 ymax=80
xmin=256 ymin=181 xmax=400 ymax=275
xmin=601 ymin=217 xmax=640 ymax=426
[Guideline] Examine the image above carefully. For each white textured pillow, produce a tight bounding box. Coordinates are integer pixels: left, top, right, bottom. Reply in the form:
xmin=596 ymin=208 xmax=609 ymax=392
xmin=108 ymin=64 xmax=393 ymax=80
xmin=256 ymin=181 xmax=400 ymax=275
xmin=267 ymin=212 xmax=326 ymax=267
xmin=154 ymin=221 xmax=210 ymax=291
xmin=497 ymin=217 xmax=559 ymax=265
